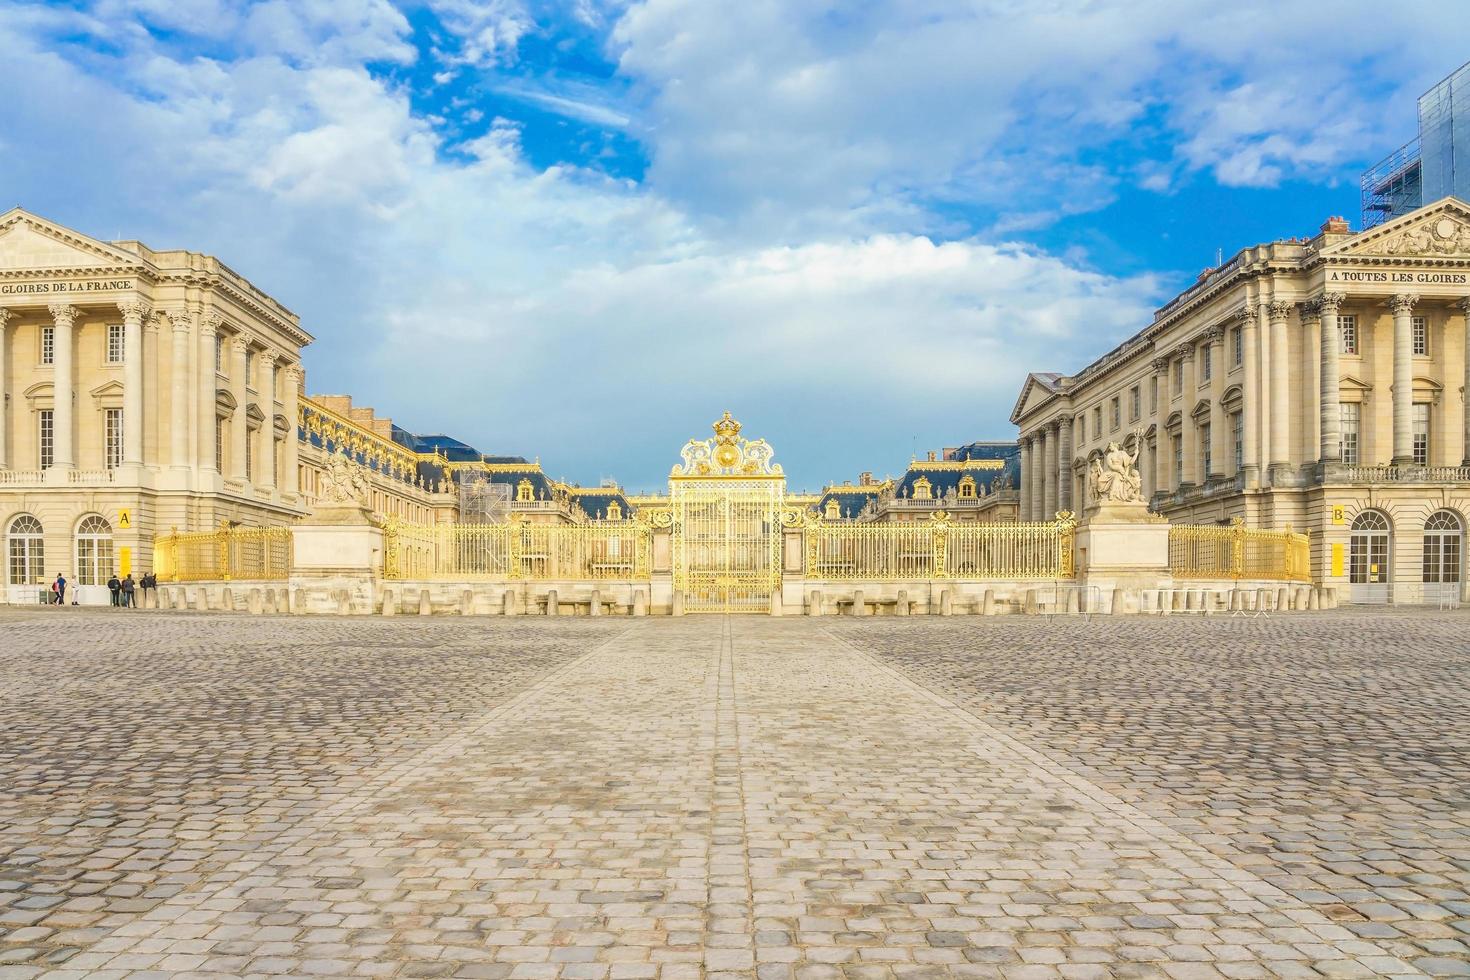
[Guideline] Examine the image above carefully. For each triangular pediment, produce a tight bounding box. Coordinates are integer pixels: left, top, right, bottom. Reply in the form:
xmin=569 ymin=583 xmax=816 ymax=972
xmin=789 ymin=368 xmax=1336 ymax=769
xmin=0 ymin=209 xmax=148 ymax=271
xmin=1326 ymin=197 xmax=1470 ymax=258
xmin=1010 ymin=372 xmax=1067 ymax=424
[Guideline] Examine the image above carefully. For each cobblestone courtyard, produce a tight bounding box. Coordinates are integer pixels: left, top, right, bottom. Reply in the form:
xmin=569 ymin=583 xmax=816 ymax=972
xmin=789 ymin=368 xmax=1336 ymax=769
xmin=0 ymin=610 xmax=1466 ymax=979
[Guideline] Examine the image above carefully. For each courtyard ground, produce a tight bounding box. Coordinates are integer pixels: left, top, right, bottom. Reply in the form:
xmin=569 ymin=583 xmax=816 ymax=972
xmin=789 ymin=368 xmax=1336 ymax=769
xmin=0 ymin=609 xmax=1466 ymax=979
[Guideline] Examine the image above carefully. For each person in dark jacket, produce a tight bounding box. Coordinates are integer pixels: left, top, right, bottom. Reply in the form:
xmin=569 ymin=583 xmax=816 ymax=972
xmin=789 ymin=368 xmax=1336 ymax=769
xmin=108 ymin=574 xmax=122 ymax=607
xmin=53 ymin=573 xmax=67 ymax=606
xmin=121 ymin=574 xmax=136 ymax=608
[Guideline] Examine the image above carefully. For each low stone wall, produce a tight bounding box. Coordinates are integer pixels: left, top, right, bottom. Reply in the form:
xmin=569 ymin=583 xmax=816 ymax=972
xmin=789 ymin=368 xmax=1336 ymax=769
xmin=156 ymin=581 xmax=292 ymax=614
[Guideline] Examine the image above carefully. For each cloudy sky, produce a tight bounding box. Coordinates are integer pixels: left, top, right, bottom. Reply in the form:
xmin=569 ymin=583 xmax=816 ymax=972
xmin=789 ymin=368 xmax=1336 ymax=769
xmin=2 ymin=2 xmax=1465 ymax=490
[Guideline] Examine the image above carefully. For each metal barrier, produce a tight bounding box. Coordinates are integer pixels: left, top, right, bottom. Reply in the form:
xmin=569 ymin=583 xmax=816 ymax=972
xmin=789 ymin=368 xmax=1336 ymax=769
xmin=383 ymin=520 xmax=652 ymax=581
xmin=1169 ymin=520 xmax=1310 ymax=582
xmin=805 ymin=513 xmax=1076 ymax=581
xmin=154 ymin=525 xmax=293 ymax=582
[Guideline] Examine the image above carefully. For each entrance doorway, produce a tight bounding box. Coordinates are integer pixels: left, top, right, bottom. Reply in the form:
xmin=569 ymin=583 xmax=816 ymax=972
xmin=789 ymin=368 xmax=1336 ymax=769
xmin=1349 ymin=510 xmax=1392 ymax=604
xmin=1422 ymin=509 xmax=1463 ymax=605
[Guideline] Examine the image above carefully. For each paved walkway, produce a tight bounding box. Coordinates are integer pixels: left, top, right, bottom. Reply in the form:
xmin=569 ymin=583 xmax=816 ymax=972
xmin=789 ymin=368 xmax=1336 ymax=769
xmin=0 ymin=612 xmax=1462 ymax=978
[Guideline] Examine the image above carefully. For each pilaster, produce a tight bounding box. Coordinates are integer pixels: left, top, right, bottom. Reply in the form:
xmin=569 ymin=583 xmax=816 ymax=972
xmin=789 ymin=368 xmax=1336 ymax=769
xmin=1389 ymin=293 xmax=1419 ymax=465
xmin=47 ymin=303 xmax=78 ymax=475
xmin=118 ymin=297 xmax=150 ymax=467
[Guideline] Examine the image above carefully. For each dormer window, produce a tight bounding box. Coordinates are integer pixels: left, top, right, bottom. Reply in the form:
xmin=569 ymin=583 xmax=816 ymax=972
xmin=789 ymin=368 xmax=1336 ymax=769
xmin=606 ymin=500 xmax=623 ymax=520
xmin=912 ymin=475 xmax=933 ymax=501
xmin=957 ymin=475 xmax=977 ymax=499
xmin=824 ymin=499 xmax=841 ymax=519
xmin=516 ymin=478 xmax=534 ymax=502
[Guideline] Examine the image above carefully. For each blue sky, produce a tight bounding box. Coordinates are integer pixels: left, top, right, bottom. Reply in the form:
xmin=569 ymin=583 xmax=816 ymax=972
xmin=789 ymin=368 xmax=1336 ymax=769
xmin=2 ymin=1 xmax=1465 ymax=491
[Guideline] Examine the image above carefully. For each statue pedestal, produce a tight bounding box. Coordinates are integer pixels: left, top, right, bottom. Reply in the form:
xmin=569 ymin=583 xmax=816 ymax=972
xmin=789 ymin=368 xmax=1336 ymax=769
xmin=289 ymin=504 xmax=383 ymax=615
xmin=1075 ymin=501 xmax=1171 ymax=613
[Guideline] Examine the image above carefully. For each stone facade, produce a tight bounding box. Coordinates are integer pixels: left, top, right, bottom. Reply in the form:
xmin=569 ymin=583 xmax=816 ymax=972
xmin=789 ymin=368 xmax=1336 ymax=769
xmin=1013 ymin=197 xmax=1470 ymax=602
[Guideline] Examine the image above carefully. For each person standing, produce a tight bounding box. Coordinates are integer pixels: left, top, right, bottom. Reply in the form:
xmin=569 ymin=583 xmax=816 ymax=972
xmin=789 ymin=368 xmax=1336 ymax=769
xmin=53 ymin=573 xmax=67 ymax=606
xmin=141 ymin=572 xmax=156 ymax=608
xmin=108 ymin=573 xmax=122 ymax=607
xmin=121 ymin=574 xmax=136 ymax=609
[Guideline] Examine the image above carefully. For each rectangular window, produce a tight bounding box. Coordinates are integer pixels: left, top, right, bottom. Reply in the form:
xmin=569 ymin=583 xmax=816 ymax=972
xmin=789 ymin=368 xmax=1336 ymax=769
xmin=1412 ymin=315 xmax=1428 ymax=356
xmin=38 ymin=410 xmax=54 ymax=469
xmin=1413 ymin=403 xmax=1430 ymax=466
xmin=1173 ymin=360 xmax=1183 ymax=394
xmin=1093 ymin=406 xmax=1102 ymax=435
xmin=104 ymin=409 xmax=123 ymax=469
xmin=1340 ymin=403 xmax=1360 ymax=465
xmin=245 ymin=432 xmax=254 ymax=481
xmin=245 ymin=349 xmax=255 ymax=387
xmin=41 ymin=325 xmax=54 ymax=365
xmin=1201 ymin=345 xmax=1212 ymax=383
xmin=1129 ymin=386 xmax=1140 ymax=421
xmin=215 ymin=418 xmax=225 ymax=472
xmin=1149 ymin=376 xmax=1159 ymax=413
xmin=1077 ymin=413 xmax=1085 ymax=442
xmin=1340 ymin=314 xmax=1358 ymax=355
xmin=1172 ymin=434 xmax=1183 ymax=484
xmin=215 ymin=335 xmax=223 ymax=374
xmin=1232 ymin=412 xmax=1244 ymax=472
xmin=1232 ymin=326 xmax=1243 ymax=366
xmin=1200 ymin=422 xmax=1212 ymax=477
xmin=1110 ymin=397 xmax=1120 ymax=431
xmin=106 ymin=323 xmax=124 ymax=364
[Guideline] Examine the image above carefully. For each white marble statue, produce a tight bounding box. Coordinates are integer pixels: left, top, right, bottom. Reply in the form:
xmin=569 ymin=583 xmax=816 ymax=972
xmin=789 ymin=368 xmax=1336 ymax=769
xmin=1088 ymin=436 xmax=1144 ymax=504
xmin=320 ymin=449 xmax=370 ymax=506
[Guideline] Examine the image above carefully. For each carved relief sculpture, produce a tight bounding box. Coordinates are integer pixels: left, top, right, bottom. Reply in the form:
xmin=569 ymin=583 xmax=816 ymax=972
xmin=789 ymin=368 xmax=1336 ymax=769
xmin=1087 ymin=433 xmax=1145 ymax=504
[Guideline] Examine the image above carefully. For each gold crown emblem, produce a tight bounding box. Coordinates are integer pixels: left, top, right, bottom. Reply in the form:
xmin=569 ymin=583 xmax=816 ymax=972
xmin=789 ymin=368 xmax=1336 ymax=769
xmin=712 ymin=411 xmax=742 ymax=443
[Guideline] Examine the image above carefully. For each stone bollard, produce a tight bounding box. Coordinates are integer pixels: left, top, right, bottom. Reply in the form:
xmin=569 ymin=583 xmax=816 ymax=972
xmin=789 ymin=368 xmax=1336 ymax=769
xmin=247 ymin=589 xmax=263 ymax=615
xmin=1255 ymin=587 xmax=1270 ymax=611
xmin=853 ymin=589 xmax=867 ymax=616
xmin=504 ymin=589 xmax=518 ymax=616
xmin=1066 ymin=589 xmax=1080 ymax=614
xmin=808 ymin=590 xmax=822 ymax=617
xmin=633 ymin=589 xmax=648 ymax=617
xmin=264 ymin=588 xmax=277 ymax=613
xmin=939 ymin=589 xmax=952 ymax=616
xmin=1275 ymin=586 xmax=1288 ymax=611
xmin=896 ymin=590 xmax=909 ymax=616
xmin=336 ymin=590 xmax=351 ymax=616
xmin=981 ymin=589 xmax=995 ymax=616
xmin=590 ymin=589 xmax=602 ymax=617
xmin=382 ymin=588 xmax=396 ymax=616
xmin=460 ymin=589 xmax=474 ymax=616
xmin=769 ymin=591 xmax=782 ymax=617
xmin=158 ymin=588 xmax=170 ymax=610
xmin=1023 ymin=589 xmax=1037 ymax=615
xmin=672 ymin=591 xmax=684 ymax=617
xmin=1108 ymin=587 xmax=1124 ymax=615
xmin=219 ymin=588 xmax=233 ymax=612
xmin=418 ymin=589 xmax=432 ymax=616
xmin=1308 ymin=586 xmax=1320 ymax=610
xmin=545 ymin=589 xmax=559 ymax=616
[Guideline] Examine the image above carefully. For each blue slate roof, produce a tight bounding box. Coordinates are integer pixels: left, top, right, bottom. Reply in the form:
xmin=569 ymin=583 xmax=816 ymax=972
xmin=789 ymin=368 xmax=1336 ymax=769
xmin=571 ymin=489 xmax=634 ymax=520
xmin=815 ymin=488 xmax=882 ymax=519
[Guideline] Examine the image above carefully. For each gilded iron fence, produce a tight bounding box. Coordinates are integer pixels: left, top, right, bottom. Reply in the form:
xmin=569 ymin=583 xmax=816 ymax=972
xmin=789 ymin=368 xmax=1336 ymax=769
xmin=154 ymin=525 xmax=293 ymax=582
xmin=804 ymin=514 xmax=1076 ymax=581
xmin=1169 ymin=521 xmax=1311 ymax=581
xmin=383 ymin=520 xmax=652 ymax=581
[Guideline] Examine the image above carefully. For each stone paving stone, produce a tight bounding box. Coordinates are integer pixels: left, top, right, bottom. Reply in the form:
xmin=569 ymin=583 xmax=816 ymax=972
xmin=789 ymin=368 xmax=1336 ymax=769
xmin=839 ymin=608 xmax=1470 ymax=975
xmin=2 ymin=607 xmax=1466 ymax=977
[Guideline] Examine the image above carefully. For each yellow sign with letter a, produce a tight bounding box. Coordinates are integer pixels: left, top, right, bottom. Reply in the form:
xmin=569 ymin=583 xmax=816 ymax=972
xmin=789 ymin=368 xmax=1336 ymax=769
xmin=118 ymin=509 xmax=132 ymax=530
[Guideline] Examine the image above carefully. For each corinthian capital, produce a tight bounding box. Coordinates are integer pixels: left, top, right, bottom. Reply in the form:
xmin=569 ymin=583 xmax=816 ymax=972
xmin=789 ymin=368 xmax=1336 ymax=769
xmin=1318 ymin=291 xmax=1346 ymax=314
xmin=118 ymin=297 xmax=152 ymax=321
xmin=0 ymin=307 xmax=13 ymax=328
xmin=169 ymin=308 xmax=193 ymax=332
xmin=1234 ymin=304 xmax=1258 ymax=321
xmin=200 ymin=310 xmax=225 ymax=335
xmin=47 ymin=303 xmax=79 ymax=326
xmin=283 ymin=363 xmax=304 ymax=387
xmin=1204 ymin=325 xmax=1226 ymax=344
xmin=1268 ymin=300 xmax=1294 ymax=321
xmin=1175 ymin=343 xmax=1195 ymax=361
xmin=1298 ymin=299 xmax=1322 ymax=324
xmin=1151 ymin=356 xmax=1171 ymax=372
xmin=229 ymin=334 xmax=252 ymax=355
xmin=1457 ymin=296 xmax=1470 ymax=316
xmin=1388 ymin=293 xmax=1420 ymax=315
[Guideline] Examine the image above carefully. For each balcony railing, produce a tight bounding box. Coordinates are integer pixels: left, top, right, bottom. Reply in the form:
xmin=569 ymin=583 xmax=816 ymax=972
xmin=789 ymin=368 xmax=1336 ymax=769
xmin=1336 ymin=464 xmax=1470 ymax=484
xmin=0 ymin=468 xmax=117 ymax=486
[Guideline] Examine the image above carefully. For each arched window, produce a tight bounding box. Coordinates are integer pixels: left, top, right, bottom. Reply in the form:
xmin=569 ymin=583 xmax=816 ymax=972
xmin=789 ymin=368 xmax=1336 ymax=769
xmin=1350 ymin=510 xmax=1392 ymax=604
xmin=1423 ymin=510 xmax=1462 ymax=600
xmin=75 ymin=515 xmax=114 ymax=586
xmin=957 ymin=475 xmax=977 ymax=499
xmin=7 ymin=515 xmax=44 ymax=586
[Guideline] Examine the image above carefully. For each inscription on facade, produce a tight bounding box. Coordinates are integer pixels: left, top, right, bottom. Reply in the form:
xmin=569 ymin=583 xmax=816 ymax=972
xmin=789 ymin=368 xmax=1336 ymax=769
xmin=0 ymin=278 xmax=134 ymax=296
xmin=1326 ymin=269 xmax=1469 ymax=285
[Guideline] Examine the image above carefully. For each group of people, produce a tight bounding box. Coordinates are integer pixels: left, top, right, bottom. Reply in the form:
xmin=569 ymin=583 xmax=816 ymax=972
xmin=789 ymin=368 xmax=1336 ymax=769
xmin=47 ymin=572 xmax=157 ymax=607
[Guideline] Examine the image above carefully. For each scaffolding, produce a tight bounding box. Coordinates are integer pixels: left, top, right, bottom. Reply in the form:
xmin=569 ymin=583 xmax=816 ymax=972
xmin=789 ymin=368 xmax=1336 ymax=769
xmin=1360 ymin=60 xmax=1468 ymax=228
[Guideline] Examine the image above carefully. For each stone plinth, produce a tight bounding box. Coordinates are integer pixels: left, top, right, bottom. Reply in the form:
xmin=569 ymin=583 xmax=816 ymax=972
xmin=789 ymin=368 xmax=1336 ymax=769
xmin=288 ymin=504 xmax=383 ymax=615
xmin=1075 ymin=501 xmax=1172 ymax=611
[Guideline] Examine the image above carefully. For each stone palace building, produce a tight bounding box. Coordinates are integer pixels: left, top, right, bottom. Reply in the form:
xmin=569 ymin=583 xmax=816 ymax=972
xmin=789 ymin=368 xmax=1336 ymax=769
xmin=1012 ymin=197 xmax=1470 ymax=603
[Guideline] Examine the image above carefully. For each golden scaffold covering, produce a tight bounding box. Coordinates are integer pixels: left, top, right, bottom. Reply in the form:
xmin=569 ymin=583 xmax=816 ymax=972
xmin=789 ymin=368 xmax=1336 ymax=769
xmin=154 ymin=525 xmax=293 ymax=582
xmin=382 ymin=520 xmax=652 ymax=581
xmin=1168 ymin=520 xmax=1311 ymax=582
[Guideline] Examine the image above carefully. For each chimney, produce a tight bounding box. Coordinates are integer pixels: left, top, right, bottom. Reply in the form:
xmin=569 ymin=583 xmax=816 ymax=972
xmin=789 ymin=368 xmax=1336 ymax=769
xmin=1320 ymin=215 xmax=1350 ymax=234
xmin=859 ymin=471 xmax=874 ymax=485
xmin=926 ymin=450 xmax=937 ymax=462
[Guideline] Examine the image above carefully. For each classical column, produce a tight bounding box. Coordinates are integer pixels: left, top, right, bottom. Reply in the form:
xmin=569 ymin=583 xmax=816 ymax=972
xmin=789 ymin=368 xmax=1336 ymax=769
xmin=1178 ymin=344 xmax=1197 ymax=485
xmin=259 ymin=349 xmax=278 ymax=491
xmin=1034 ymin=428 xmax=1049 ymax=519
xmin=48 ymin=303 xmax=78 ymax=470
xmin=1461 ymin=298 xmax=1470 ymax=466
xmin=0 ymin=308 xmax=10 ymax=468
xmin=1206 ymin=326 xmax=1227 ymax=479
xmin=1256 ymin=300 xmax=1273 ymax=473
xmin=1056 ymin=414 xmax=1074 ymax=512
xmin=198 ymin=308 xmax=220 ymax=473
xmin=229 ymin=334 xmax=249 ymax=481
xmin=1389 ymin=294 xmax=1419 ymax=465
xmin=283 ymin=364 xmax=302 ymax=498
xmin=1318 ymin=293 xmax=1345 ymax=465
xmin=1042 ymin=422 xmax=1058 ymax=519
xmin=1268 ymin=301 xmax=1292 ymax=473
xmin=168 ymin=309 xmax=192 ymax=469
xmin=118 ymin=298 xmax=149 ymax=466
xmin=1235 ymin=306 xmax=1259 ymax=485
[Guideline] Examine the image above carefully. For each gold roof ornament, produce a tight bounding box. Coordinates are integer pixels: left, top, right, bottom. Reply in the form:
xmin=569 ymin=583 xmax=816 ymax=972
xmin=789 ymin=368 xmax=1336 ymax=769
xmin=672 ymin=412 xmax=784 ymax=479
